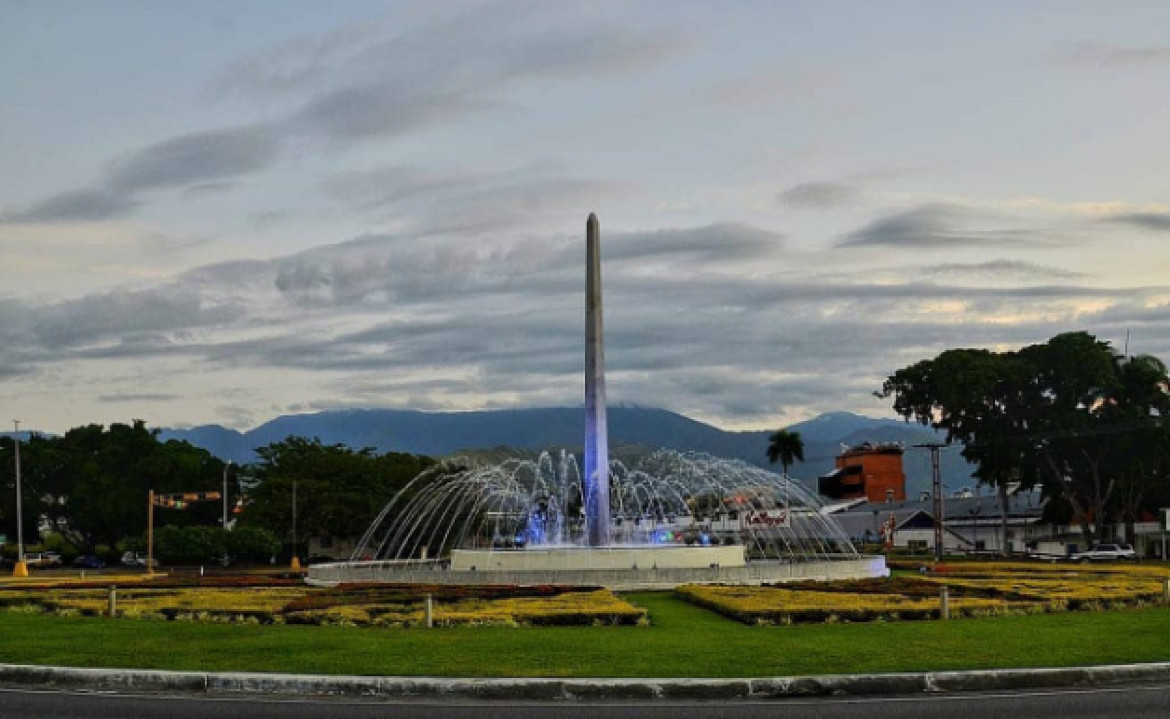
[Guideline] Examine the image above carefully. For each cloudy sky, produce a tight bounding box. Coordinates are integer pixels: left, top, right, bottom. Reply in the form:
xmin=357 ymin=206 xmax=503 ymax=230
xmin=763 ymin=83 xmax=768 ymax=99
xmin=3 ymin=1 xmax=1170 ymax=434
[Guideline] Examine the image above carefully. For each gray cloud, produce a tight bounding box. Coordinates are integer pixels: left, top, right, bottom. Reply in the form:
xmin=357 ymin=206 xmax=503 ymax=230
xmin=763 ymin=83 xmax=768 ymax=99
xmin=918 ymin=260 xmax=1083 ymax=282
xmin=33 ymin=285 xmax=244 ymax=350
xmin=779 ymin=182 xmax=862 ymax=209
xmin=99 ymin=393 xmax=182 ymax=403
xmin=705 ymin=68 xmax=838 ymax=108
xmin=606 ymin=223 xmax=781 ymax=261
xmin=11 ymin=4 xmax=678 ymax=226
xmin=8 ymin=213 xmax=1170 ymax=429
xmin=182 ymin=182 xmax=241 ymax=199
xmin=288 ymin=84 xmax=487 ymax=141
xmin=267 ymin=221 xmax=781 ymax=311
xmin=2 ymin=188 xmax=139 ymax=224
xmin=261 ymin=2 xmax=683 ymax=142
xmin=106 ymin=125 xmax=280 ymax=193
xmin=838 ymin=204 xmax=1059 ymax=248
xmin=1064 ymin=41 xmax=1170 ymax=67
xmin=322 ymin=164 xmax=622 ymax=237
xmin=7 ymin=126 xmax=280 ymax=225
xmin=208 ymin=21 xmax=380 ymax=99
xmin=1109 ymin=212 xmax=1170 ymax=231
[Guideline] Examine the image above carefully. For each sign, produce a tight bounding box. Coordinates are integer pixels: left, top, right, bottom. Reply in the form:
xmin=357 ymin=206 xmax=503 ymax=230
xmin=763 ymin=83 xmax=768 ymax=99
xmin=745 ymin=509 xmax=790 ymax=528
xmin=1161 ymin=508 xmax=1170 ymax=532
xmin=153 ymin=491 xmax=222 ymax=508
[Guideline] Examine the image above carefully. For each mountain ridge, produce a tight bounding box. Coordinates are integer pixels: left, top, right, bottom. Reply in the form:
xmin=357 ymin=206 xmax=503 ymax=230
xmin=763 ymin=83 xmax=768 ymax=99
xmin=159 ymin=407 xmax=975 ymax=494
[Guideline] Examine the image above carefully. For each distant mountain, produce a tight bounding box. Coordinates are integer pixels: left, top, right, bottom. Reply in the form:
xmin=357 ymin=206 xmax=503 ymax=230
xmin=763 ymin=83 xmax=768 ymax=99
xmin=160 ymin=407 xmax=975 ymax=494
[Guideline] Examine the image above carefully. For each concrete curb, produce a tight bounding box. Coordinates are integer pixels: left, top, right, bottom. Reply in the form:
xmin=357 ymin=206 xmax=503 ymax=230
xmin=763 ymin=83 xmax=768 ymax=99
xmin=3 ymin=662 xmax=1170 ymax=700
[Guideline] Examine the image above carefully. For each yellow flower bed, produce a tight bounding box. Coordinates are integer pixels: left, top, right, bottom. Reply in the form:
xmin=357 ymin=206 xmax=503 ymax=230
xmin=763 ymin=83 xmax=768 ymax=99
xmin=433 ymin=589 xmax=645 ymax=626
xmin=929 ymin=561 xmax=1170 ymax=578
xmin=920 ymin=561 xmax=1170 ymax=605
xmin=678 ymin=562 xmax=1170 ymax=624
xmin=677 ymin=585 xmax=1013 ymax=624
xmin=926 ymin=576 xmax=1164 ymax=603
xmin=31 ymin=587 xmax=308 ymax=617
xmin=1 ymin=585 xmax=644 ymax=627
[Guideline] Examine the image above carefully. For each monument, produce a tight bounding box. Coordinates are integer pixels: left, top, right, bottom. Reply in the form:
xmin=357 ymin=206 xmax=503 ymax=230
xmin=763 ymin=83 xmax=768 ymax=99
xmin=308 ymin=214 xmax=887 ymax=588
xmin=584 ymin=213 xmax=611 ymax=546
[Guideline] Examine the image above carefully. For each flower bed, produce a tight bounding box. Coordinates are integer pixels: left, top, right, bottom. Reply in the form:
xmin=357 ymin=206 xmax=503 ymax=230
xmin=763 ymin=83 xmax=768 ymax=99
xmin=0 ymin=582 xmax=643 ymax=627
xmin=677 ymin=562 xmax=1170 ymax=624
xmin=677 ymin=584 xmax=1015 ymax=624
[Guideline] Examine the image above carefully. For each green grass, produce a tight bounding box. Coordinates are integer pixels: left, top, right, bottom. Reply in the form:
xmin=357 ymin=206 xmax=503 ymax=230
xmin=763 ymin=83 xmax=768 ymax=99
xmin=1 ymin=593 xmax=1169 ymax=678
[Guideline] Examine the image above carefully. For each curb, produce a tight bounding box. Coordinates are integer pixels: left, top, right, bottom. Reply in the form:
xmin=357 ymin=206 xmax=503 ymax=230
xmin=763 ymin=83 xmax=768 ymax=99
xmin=3 ymin=662 xmax=1170 ymax=700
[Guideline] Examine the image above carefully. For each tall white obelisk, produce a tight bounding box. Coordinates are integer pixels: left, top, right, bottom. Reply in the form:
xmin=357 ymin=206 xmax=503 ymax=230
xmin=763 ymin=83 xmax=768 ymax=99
xmin=584 ymin=213 xmax=611 ymax=546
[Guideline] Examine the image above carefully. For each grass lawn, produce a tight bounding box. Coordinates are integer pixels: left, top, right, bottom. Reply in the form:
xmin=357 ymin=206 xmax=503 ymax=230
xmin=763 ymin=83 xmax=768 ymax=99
xmin=2 ymin=592 xmax=1169 ymax=678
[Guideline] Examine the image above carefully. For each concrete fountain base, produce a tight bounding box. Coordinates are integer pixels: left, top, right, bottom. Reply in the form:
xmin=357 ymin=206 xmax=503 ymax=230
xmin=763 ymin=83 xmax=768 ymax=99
xmin=451 ymin=544 xmax=747 ymax=571
xmin=306 ymin=551 xmax=887 ymax=590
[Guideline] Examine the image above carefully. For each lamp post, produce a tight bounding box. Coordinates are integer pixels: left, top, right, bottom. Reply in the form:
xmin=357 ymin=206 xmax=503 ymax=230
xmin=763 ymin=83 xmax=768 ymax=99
xmin=290 ymin=478 xmax=301 ymax=570
xmin=222 ymin=460 xmax=232 ymax=567
xmin=12 ymin=420 xmax=27 ymax=578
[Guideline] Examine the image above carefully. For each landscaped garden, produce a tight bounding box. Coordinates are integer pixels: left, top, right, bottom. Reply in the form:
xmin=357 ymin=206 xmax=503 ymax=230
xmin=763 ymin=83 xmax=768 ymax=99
xmin=1 ymin=561 xmax=1168 ymax=677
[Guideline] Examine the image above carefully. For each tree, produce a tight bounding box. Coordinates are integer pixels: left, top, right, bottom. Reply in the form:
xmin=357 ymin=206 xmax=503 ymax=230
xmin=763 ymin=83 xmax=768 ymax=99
xmin=766 ymin=428 xmax=804 ymax=476
xmin=225 ymin=526 xmax=281 ymax=563
xmin=880 ymin=346 xmax=1041 ymax=552
xmin=879 ymin=332 xmax=1170 ymax=547
xmin=154 ymin=525 xmax=225 ymax=564
xmin=0 ymin=421 xmax=230 ymax=554
xmin=240 ymin=437 xmax=435 ymax=557
xmin=1088 ymin=352 xmax=1170 ymax=544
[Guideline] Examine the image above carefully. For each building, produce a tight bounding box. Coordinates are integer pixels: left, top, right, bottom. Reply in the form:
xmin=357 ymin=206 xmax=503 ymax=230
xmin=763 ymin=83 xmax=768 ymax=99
xmin=818 ymin=442 xmax=907 ymax=503
xmin=825 ymin=489 xmax=1067 ymax=555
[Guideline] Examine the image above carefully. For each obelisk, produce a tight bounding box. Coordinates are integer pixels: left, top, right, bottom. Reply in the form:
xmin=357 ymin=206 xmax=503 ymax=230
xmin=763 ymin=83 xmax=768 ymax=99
xmin=584 ymin=213 xmax=611 ymax=546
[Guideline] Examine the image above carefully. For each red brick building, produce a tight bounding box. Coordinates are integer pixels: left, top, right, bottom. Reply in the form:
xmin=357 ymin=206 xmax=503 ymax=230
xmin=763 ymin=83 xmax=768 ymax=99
xmin=818 ymin=442 xmax=907 ymax=503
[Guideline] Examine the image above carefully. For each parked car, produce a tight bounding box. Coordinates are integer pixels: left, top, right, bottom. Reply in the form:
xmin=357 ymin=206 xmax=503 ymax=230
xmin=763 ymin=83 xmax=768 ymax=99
xmin=1071 ymin=543 xmax=1136 ymax=562
xmin=72 ymin=555 xmax=107 ymax=569
xmin=25 ymin=552 xmax=63 ymax=568
xmin=121 ymin=551 xmax=158 ymax=568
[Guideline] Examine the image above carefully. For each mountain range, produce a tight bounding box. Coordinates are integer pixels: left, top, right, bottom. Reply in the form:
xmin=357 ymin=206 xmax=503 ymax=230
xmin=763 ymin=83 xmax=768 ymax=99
xmin=159 ymin=408 xmax=976 ymax=496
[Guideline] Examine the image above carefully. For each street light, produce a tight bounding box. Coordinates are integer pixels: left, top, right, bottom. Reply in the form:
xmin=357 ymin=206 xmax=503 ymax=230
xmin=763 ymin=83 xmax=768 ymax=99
xmin=12 ymin=420 xmax=27 ymax=578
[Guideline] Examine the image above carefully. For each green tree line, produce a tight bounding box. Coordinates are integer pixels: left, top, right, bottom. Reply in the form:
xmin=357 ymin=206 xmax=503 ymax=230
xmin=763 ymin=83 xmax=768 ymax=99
xmin=0 ymin=422 xmax=434 ymax=563
xmin=879 ymin=331 xmax=1170 ymax=547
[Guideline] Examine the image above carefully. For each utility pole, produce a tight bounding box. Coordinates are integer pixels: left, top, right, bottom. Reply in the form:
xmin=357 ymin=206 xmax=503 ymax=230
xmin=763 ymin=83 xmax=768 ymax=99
xmin=147 ymin=489 xmax=155 ymax=577
xmin=12 ymin=420 xmax=27 ymax=577
xmin=916 ymin=442 xmax=946 ymax=562
xmin=290 ymin=478 xmax=301 ymax=570
xmin=222 ymin=461 xmax=232 ymax=567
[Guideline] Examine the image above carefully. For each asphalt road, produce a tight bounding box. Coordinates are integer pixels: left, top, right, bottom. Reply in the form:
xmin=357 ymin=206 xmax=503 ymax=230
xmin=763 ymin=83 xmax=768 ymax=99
xmin=2 ymin=685 xmax=1168 ymax=719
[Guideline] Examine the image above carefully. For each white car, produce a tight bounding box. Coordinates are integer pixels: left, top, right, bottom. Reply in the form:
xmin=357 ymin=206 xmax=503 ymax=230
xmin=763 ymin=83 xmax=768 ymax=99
xmin=1071 ymin=543 xmax=1136 ymax=562
xmin=24 ymin=552 xmax=63 ymax=568
xmin=120 ymin=551 xmax=158 ymax=568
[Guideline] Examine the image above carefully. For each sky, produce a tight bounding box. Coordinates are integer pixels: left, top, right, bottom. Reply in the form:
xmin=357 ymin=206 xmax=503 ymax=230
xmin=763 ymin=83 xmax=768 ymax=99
xmin=3 ymin=1 xmax=1170 ymax=435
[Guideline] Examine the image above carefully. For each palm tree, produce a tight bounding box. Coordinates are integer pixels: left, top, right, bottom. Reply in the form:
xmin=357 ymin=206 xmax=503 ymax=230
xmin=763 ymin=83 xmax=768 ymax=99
xmin=766 ymin=428 xmax=804 ymax=476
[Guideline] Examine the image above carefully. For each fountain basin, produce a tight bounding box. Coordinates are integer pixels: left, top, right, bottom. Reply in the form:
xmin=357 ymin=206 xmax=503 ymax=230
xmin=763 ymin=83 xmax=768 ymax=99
xmin=450 ymin=544 xmax=746 ymax=571
xmin=306 ymin=554 xmax=888 ymax=590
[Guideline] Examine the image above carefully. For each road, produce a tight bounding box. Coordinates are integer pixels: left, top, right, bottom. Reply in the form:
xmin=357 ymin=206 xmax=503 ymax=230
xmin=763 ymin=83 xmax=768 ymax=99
xmin=2 ymin=684 xmax=1168 ymax=719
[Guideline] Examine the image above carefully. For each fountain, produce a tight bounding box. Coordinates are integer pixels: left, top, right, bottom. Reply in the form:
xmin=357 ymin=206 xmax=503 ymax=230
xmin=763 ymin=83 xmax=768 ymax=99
xmin=307 ymin=215 xmax=886 ymax=587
